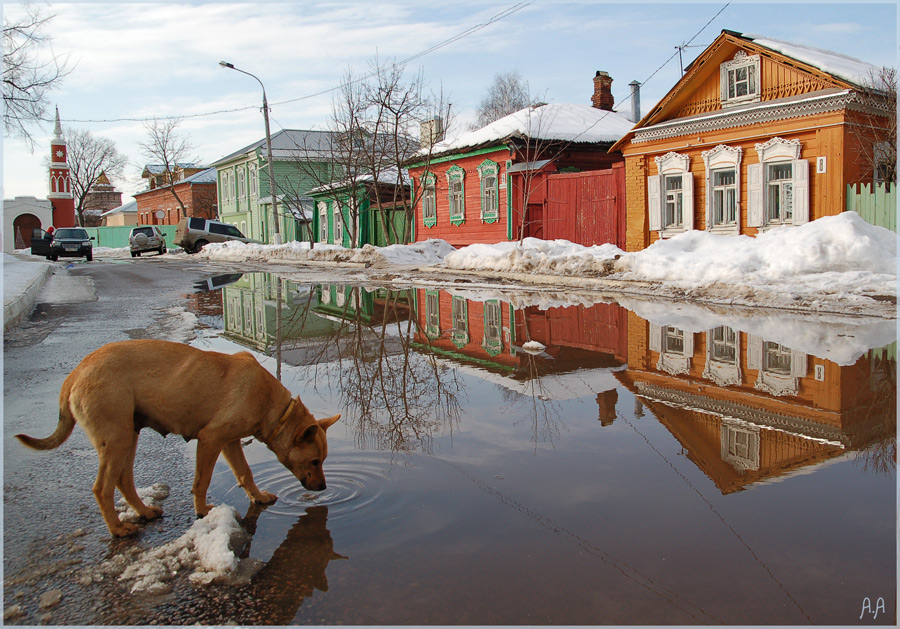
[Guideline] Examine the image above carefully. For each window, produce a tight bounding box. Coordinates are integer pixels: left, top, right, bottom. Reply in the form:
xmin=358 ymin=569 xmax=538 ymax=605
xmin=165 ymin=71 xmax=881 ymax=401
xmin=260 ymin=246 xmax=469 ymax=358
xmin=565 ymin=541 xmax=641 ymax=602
xmin=710 ymin=326 xmax=737 ymax=363
xmin=483 ymin=300 xmax=502 ymax=356
xmin=249 ymin=165 xmax=258 ymax=197
xmin=721 ymin=419 xmax=760 ymax=471
xmin=422 ymin=173 xmax=437 ymax=227
xmin=720 ymin=52 xmax=760 ymax=107
xmin=334 ymin=204 xmax=343 ymax=244
xmin=664 ymin=176 xmax=683 ymax=228
xmin=703 ymin=326 xmax=741 ymax=387
xmin=477 ymin=160 xmax=500 ymax=223
xmin=748 ymin=138 xmax=808 ymax=229
xmin=763 ymin=341 xmax=792 ymax=376
xmin=649 ymin=152 xmax=693 ymax=236
xmin=425 ymin=290 xmax=440 ymax=338
xmin=649 ymin=323 xmax=693 ymax=375
xmin=237 ymin=168 xmax=245 ymax=199
xmin=712 ymin=170 xmax=738 ymax=225
xmin=451 ymin=296 xmax=468 ymax=347
xmin=748 ymin=335 xmax=807 ymax=397
xmin=318 ymin=202 xmax=328 ymax=242
xmin=664 ymin=326 xmax=684 ymax=354
xmin=221 ymin=172 xmax=230 ymax=202
xmin=446 ymin=165 xmax=465 ymax=225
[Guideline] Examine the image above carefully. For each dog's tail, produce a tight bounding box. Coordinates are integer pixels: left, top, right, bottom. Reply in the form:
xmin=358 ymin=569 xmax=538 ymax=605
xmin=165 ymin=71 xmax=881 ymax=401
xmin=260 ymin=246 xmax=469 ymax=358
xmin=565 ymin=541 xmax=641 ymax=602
xmin=15 ymin=380 xmax=77 ymax=451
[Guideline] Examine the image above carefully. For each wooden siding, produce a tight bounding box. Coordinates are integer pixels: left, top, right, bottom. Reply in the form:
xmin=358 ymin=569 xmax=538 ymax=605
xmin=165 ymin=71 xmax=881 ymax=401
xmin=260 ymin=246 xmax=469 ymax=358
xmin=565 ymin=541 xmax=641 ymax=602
xmin=544 ymin=163 xmax=626 ymax=247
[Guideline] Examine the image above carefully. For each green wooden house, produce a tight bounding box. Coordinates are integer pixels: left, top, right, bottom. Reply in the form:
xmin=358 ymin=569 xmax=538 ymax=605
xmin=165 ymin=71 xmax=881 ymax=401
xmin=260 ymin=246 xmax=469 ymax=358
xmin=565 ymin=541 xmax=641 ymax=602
xmin=310 ymin=170 xmax=412 ymax=248
xmin=213 ymin=129 xmax=340 ymax=244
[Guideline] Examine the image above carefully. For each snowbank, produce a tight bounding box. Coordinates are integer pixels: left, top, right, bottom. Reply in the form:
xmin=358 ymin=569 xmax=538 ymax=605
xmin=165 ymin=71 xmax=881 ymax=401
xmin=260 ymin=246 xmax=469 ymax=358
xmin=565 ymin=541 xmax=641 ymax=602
xmin=88 ymin=504 xmax=259 ymax=595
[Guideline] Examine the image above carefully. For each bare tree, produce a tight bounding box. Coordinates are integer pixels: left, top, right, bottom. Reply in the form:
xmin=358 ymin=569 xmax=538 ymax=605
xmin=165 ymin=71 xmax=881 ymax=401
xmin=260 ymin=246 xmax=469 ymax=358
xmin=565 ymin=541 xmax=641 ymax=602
xmin=2 ymin=3 xmax=70 ymax=147
xmin=138 ymin=117 xmax=197 ymax=215
xmin=473 ymin=70 xmax=533 ymax=129
xmin=850 ymin=66 xmax=897 ymax=184
xmin=64 ymin=127 xmax=128 ymax=227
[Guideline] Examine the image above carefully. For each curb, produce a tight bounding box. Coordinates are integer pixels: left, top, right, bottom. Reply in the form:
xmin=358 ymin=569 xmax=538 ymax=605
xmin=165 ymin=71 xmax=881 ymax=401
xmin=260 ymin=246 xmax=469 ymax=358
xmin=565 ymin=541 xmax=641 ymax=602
xmin=4 ymin=263 xmax=53 ymax=332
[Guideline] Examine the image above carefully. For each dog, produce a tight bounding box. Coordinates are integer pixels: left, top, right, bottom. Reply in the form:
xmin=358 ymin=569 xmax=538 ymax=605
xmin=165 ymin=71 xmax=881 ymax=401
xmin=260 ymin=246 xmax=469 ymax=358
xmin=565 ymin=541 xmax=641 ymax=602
xmin=16 ymin=339 xmax=340 ymax=537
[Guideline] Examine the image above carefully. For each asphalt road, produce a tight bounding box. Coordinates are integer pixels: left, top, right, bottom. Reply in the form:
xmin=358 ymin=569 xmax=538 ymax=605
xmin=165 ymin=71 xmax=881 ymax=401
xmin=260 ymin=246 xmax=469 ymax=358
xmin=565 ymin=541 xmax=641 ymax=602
xmin=2 ymin=256 xmax=262 ymax=625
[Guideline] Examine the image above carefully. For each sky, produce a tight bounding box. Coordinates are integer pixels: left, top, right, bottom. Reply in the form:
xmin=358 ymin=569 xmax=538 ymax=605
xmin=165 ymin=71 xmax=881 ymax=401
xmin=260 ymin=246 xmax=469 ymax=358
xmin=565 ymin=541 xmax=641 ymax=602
xmin=2 ymin=1 xmax=897 ymax=204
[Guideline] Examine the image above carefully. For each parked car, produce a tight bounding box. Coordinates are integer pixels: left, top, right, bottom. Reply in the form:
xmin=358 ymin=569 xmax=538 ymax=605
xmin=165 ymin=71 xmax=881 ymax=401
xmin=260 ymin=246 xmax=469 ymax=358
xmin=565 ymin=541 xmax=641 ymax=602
xmin=173 ymin=217 xmax=259 ymax=253
xmin=129 ymin=225 xmax=167 ymax=257
xmin=29 ymin=228 xmax=53 ymax=258
xmin=48 ymin=227 xmax=94 ymax=262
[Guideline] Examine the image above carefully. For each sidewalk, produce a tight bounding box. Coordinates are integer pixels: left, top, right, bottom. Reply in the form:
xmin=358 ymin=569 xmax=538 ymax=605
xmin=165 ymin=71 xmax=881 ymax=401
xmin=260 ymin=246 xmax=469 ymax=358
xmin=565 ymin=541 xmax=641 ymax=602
xmin=3 ymin=253 xmax=53 ymax=332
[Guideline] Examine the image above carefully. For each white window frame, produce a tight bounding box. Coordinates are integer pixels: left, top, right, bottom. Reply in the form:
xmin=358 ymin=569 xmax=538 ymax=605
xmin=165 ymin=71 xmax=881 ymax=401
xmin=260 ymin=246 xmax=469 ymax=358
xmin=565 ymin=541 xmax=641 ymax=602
xmin=720 ymin=52 xmax=760 ymax=108
xmin=748 ymin=335 xmax=808 ymax=397
xmin=249 ymin=164 xmax=258 ymax=197
xmin=482 ymin=300 xmax=502 ymax=356
xmin=221 ymin=171 xmax=231 ymax=202
xmin=702 ymin=145 xmax=743 ymax=235
xmin=333 ymin=203 xmax=343 ymax=245
xmin=649 ymin=323 xmax=694 ymax=376
xmin=702 ymin=326 xmax=742 ymax=387
xmin=649 ymin=152 xmax=693 ymax=237
xmin=747 ymin=137 xmax=809 ymax=229
xmin=237 ymin=168 xmax=245 ymax=199
xmin=318 ymin=201 xmax=328 ymax=242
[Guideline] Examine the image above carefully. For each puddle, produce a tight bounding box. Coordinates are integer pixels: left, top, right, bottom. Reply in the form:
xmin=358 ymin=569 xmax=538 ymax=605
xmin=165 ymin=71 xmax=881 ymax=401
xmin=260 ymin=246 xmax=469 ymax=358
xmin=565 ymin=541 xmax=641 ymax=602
xmin=180 ymin=271 xmax=896 ymax=626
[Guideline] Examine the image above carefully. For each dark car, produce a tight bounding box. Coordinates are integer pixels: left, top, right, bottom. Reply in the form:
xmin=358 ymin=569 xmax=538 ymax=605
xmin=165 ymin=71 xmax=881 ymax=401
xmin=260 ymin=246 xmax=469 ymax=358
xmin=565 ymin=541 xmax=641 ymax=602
xmin=48 ymin=227 xmax=94 ymax=262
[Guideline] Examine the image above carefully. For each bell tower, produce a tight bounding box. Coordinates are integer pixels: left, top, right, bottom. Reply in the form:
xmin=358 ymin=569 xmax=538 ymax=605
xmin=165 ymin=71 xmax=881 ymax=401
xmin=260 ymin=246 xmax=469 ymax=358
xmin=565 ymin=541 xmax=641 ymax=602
xmin=48 ymin=107 xmax=76 ymax=227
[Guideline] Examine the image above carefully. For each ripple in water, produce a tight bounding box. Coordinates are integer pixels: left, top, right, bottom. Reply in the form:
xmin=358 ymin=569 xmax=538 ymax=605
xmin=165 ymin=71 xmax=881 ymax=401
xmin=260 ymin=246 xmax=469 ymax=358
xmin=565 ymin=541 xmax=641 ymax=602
xmin=216 ymin=454 xmax=390 ymax=520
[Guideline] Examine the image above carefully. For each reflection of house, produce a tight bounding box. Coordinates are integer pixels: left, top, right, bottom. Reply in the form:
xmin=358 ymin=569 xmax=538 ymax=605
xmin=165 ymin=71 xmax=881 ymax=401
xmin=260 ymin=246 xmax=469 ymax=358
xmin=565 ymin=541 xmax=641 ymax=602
xmin=406 ymin=72 xmax=634 ymax=248
xmin=612 ymin=30 xmax=891 ymax=251
xmin=221 ymin=273 xmax=334 ymax=352
xmin=411 ymin=288 xmax=627 ymax=386
xmin=617 ymin=312 xmax=895 ymax=493
xmin=135 ymin=166 xmax=217 ymax=225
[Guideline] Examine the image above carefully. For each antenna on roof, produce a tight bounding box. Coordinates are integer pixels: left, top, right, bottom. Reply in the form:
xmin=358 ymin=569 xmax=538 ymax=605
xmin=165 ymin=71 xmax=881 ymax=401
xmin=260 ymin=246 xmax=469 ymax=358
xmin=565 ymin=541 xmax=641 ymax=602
xmin=675 ymin=42 xmax=705 ymax=75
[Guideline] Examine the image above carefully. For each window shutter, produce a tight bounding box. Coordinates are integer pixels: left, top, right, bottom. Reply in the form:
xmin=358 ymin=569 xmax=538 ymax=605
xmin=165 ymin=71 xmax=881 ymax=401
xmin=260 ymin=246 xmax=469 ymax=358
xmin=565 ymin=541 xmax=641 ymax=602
xmin=747 ymin=164 xmax=763 ymax=227
xmin=649 ymin=324 xmax=661 ymax=353
xmin=682 ymin=172 xmax=694 ymax=230
xmin=648 ymin=175 xmax=662 ymax=232
xmin=790 ymin=349 xmax=808 ymax=378
xmin=747 ymin=335 xmax=762 ymax=370
xmin=720 ymin=65 xmax=729 ymax=103
xmin=683 ymin=331 xmax=694 ymax=357
xmin=704 ymin=170 xmax=712 ymax=229
xmin=792 ymin=159 xmax=809 ymax=225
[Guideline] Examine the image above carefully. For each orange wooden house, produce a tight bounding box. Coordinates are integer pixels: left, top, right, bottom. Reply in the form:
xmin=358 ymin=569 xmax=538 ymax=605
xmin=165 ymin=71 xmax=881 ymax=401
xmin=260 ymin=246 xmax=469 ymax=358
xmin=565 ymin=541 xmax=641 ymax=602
xmin=611 ymin=30 xmax=892 ymax=251
xmin=615 ymin=311 xmax=895 ymax=493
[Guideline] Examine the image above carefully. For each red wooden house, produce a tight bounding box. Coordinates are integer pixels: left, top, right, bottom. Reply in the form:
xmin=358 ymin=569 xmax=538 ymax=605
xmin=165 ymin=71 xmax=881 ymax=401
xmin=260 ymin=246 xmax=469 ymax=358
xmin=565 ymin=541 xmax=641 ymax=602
xmin=407 ymin=72 xmax=636 ymax=248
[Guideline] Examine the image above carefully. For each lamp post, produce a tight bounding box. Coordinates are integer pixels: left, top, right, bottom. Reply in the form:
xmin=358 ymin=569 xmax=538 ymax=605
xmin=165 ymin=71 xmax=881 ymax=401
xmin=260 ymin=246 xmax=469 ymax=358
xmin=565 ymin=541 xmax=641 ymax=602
xmin=219 ymin=61 xmax=282 ymax=244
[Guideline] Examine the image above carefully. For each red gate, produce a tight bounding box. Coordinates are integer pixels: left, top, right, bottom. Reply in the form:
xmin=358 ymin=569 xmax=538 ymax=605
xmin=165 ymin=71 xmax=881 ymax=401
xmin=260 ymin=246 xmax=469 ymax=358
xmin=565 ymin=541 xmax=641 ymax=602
xmin=544 ymin=163 xmax=625 ymax=248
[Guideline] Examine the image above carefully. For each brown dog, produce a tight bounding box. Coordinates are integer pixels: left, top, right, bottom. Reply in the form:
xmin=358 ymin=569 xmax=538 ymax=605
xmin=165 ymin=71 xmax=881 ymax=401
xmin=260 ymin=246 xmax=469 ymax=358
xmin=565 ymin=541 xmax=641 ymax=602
xmin=16 ymin=339 xmax=340 ymax=537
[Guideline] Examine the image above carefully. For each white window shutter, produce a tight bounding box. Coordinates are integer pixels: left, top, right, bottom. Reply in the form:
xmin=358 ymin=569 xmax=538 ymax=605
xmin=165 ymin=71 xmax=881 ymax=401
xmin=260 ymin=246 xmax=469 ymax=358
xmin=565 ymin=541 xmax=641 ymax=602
xmin=790 ymin=349 xmax=808 ymax=378
xmin=792 ymin=159 xmax=809 ymax=225
xmin=720 ymin=65 xmax=729 ymax=102
xmin=704 ymin=170 xmax=712 ymax=229
xmin=682 ymin=172 xmax=694 ymax=230
xmin=683 ymin=331 xmax=694 ymax=357
xmin=649 ymin=323 xmax=661 ymax=353
xmin=747 ymin=335 xmax=762 ymax=370
xmin=648 ymin=175 xmax=662 ymax=232
xmin=747 ymin=164 xmax=763 ymax=227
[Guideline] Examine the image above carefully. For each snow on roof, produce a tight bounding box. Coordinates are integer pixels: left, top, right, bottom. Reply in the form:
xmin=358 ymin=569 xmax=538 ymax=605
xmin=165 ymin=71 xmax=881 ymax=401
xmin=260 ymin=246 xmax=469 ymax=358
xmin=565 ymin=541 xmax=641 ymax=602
xmin=308 ymin=168 xmax=410 ymax=195
xmin=100 ymin=200 xmax=137 ymax=217
xmin=142 ymin=163 xmax=199 ymax=176
xmin=743 ymin=33 xmax=883 ymax=87
xmin=182 ymin=166 xmax=217 ymax=185
xmin=426 ymin=103 xmax=634 ymax=158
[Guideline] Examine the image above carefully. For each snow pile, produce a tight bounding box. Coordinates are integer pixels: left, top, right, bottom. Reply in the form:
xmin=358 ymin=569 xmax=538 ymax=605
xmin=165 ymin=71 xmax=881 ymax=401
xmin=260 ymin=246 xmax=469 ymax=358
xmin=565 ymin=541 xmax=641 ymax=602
xmin=110 ymin=505 xmax=258 ymax=594
xmin=115 ymin=483 xmax=169 ymax=523
xmin=197 ymin=238 xmax=455 ymax=268
xmin=613 ymin=212 xmax=896 ymax=296
xmin=444 ymin=237 xmax=623 ymax=276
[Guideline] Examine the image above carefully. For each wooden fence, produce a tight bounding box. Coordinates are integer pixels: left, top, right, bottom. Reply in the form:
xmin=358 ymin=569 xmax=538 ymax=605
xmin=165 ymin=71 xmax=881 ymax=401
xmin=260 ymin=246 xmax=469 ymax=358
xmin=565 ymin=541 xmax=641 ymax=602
xmin=846 ymin=183 xmax=896 ymax=232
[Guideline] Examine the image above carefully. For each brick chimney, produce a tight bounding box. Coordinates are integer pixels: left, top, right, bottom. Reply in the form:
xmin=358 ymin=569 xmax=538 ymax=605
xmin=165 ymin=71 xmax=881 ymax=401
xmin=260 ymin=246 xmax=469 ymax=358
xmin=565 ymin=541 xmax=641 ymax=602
xmin=591 ymin=71 xmax=614 ymax=111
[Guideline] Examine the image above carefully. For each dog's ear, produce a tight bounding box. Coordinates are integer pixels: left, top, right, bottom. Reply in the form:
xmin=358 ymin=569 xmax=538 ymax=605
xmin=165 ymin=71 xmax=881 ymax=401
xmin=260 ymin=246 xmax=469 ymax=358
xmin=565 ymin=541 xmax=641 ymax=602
xmin=299 ymin=424 xmax=318 ymax=443
xmin=318 ymin=414 xmax=341 ymax=431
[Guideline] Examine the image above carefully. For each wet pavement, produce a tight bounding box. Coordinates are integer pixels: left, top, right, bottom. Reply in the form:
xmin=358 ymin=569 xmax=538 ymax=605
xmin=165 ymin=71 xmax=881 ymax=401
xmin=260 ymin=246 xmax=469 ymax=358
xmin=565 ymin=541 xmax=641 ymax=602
xmin=3 ymin=259 xmax=896 ymax=625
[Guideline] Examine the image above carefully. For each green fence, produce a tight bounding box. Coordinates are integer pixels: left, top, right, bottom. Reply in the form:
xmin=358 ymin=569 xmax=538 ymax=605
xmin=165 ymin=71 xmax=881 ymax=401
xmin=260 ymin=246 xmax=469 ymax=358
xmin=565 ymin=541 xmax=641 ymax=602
xmin=83 ymin=225 xmax=178 ymax=249
xmin=847 ymin=183 xmax=896 ymax=233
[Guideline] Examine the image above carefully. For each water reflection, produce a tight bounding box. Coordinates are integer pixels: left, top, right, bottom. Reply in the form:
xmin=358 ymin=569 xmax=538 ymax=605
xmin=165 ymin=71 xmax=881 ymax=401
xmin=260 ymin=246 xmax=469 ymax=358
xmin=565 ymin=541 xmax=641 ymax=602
xmin=195 ymin=272 xmax=896 ymax=489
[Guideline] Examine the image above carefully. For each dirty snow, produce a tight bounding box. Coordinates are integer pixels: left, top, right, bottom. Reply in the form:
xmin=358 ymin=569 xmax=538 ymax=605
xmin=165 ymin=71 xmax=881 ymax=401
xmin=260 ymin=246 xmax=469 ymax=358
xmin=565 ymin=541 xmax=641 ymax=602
xmin=89 ymin=502 xmax=260 ymax=595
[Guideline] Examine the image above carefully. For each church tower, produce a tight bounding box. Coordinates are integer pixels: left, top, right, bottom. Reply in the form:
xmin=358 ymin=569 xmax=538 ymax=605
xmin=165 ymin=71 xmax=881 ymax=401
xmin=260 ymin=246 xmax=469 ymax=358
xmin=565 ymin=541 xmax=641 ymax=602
xmin=48 ymin=107 xmax=76 ymax=227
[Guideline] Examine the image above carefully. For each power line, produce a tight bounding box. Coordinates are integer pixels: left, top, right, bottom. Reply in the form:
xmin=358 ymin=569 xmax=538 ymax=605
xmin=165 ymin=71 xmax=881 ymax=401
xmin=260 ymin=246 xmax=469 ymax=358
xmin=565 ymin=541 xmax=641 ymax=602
xmin=53 ymin=3 xmax=533 ymax=125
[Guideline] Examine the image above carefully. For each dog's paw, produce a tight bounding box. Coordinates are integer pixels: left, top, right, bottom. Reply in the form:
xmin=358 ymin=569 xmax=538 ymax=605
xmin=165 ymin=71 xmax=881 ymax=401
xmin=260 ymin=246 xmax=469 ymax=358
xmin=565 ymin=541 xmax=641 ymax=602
xmin=111 ymin=521 xmax=141 ymax=537
xmin=195 ymin=503 xmax=215 ymax=518
xmin=141 ymin=505 xmax=163 ymax=520
xmin=253 ymin=491 xmax=278 ymax=505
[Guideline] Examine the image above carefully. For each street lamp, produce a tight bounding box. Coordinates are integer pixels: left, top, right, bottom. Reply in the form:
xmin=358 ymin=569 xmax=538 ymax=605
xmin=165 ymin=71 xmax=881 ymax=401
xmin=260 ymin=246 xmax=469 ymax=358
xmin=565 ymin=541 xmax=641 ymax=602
xmin=219 ymin=60 xmax=282 ymax=245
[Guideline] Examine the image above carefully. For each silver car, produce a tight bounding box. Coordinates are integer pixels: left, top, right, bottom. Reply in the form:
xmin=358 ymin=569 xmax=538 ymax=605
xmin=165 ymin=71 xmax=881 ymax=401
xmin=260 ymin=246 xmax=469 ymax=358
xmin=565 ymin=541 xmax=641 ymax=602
xmin=173 ymin=217 xmax=258 ymax=254
xmin=129 ymin=225 xmax=167 ymax=257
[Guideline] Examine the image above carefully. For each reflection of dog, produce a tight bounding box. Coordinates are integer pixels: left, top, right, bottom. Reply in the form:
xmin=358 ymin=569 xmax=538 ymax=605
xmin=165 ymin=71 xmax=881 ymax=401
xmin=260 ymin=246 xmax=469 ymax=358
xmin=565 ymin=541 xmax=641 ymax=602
xmin=15 ymin=340 xmax=340 ymax=537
